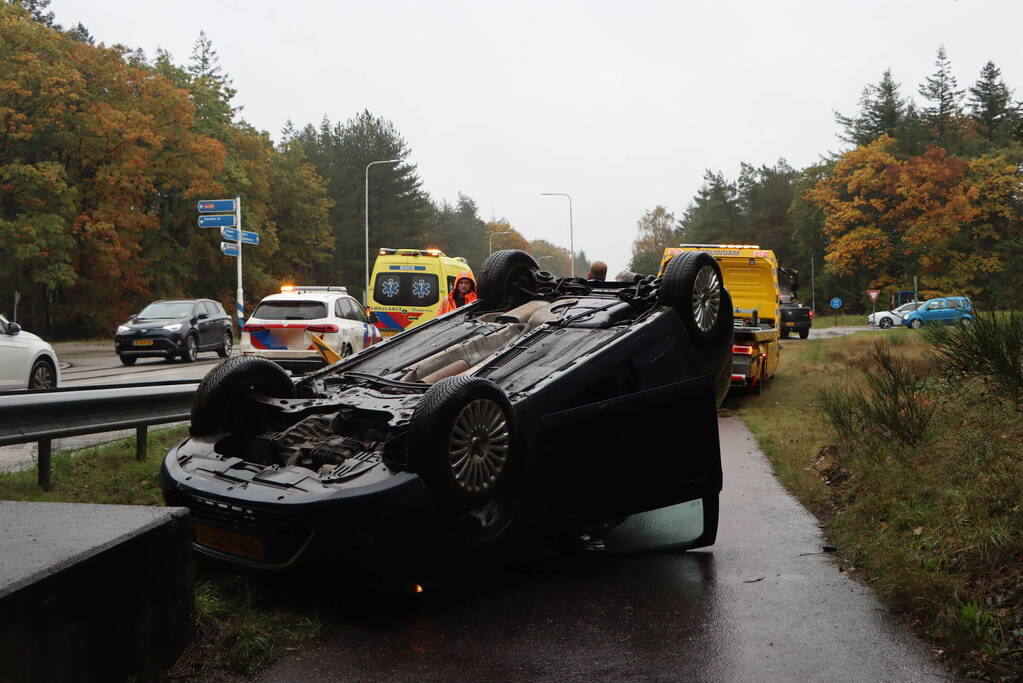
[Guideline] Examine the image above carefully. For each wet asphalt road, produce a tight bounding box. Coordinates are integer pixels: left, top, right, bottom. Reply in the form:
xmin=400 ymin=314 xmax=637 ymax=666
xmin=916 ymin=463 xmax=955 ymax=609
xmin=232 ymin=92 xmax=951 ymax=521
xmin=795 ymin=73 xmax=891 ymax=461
xmin=256 ymin=417 xmax=949 ymax=683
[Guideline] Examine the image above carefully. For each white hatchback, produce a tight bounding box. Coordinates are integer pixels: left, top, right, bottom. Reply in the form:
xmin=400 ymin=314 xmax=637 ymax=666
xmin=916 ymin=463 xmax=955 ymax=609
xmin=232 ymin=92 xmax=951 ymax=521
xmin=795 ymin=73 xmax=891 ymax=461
xmin=0 ymin=314 xmax=60 ymax=390
xmin=867 ymin=301 xmax=922 ymax=329
xmin=240 ymin=286 xmax=381 ymax=371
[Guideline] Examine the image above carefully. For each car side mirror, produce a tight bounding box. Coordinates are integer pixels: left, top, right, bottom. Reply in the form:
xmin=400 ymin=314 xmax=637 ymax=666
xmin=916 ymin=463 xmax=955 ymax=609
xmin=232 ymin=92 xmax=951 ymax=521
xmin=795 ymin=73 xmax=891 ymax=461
xmin=368 ymin=312 xmax=379 ymax=324
xmin=6 ymin=322 xmax=20 ymax=335
xmin=198 ymin=312 xmax=209 ymax=320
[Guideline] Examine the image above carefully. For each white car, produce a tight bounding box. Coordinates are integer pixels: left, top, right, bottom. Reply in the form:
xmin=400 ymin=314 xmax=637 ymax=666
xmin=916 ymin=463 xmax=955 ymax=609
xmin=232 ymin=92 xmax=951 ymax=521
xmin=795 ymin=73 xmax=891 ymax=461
xmin=0 ymin=314 xmax=60 ymax=390
xmin=240 ymin=286 xmax=381 ymax=372
xmin=868 ymin=301 xmax=922 ymax=329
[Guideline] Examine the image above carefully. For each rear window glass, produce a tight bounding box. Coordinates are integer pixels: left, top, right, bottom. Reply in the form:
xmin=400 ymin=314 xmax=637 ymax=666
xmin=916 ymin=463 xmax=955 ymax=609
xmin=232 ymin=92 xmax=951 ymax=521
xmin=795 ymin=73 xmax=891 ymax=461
xmin=374 ymin=273 xmax=439 ymax=307
xmin=252 ymin=300 xmax=327 ymax=320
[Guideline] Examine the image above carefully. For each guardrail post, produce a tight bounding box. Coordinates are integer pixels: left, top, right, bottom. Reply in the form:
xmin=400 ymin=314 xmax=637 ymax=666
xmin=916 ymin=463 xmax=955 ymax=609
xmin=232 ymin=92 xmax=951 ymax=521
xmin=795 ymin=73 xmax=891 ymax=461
xmin=136 ymin=425 xmax=147 ymax=461
xmin=38 ymin=439 xmax=52 ymax=491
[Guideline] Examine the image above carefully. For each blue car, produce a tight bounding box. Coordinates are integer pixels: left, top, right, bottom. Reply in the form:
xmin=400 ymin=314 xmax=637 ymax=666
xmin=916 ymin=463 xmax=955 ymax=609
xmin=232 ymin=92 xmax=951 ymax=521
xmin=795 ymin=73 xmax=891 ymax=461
xmin=902 ymin=296 xmax=975 ymax=329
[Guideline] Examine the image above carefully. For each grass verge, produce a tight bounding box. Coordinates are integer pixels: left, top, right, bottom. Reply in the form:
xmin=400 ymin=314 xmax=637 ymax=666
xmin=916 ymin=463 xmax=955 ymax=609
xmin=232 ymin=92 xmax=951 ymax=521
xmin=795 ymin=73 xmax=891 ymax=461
xmin=0 ymin=428 xmax=322 ymax=680
xmin=735 ymin=331 xmax=1022 ymax=680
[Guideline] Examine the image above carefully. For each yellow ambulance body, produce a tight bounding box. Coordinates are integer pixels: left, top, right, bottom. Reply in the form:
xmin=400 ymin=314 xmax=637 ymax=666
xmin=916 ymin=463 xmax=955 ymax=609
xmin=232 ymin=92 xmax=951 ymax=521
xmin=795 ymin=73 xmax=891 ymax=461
xmin=369 ymin=248 xmax=473 ymax=338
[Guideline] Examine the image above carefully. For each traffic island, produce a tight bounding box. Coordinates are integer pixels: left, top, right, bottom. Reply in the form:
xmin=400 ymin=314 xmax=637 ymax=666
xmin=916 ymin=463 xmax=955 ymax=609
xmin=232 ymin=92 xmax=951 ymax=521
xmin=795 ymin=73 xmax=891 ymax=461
xmin=0 ymin=502 xmax=193 ymax=682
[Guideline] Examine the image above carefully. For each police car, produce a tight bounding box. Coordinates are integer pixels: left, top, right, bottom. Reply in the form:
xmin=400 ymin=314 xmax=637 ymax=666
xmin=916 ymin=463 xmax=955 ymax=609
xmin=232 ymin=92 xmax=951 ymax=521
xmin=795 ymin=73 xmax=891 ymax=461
xmin=240 ymin=286 xmax=381 ymax=371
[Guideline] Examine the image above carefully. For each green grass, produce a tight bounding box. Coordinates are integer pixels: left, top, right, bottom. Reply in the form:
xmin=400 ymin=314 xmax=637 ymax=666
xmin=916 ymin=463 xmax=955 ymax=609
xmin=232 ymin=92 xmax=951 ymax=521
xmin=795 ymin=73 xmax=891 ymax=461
xmin=0 ymin=427 xmax=323 ymax=679
xmin=736 ymin=329 xmax=1023 ymax=680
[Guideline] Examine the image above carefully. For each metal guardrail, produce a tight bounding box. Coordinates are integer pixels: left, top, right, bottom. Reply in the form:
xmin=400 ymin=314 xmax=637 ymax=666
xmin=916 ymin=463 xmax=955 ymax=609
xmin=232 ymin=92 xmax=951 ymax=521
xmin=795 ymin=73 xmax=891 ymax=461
xmin=0 ymin=380 xmax=199 ymax=490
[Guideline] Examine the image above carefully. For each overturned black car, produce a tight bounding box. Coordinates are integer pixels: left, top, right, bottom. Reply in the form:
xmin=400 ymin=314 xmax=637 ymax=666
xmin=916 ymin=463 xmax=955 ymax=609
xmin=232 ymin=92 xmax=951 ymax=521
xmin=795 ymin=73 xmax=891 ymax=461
xmin=161 ymin=250 xmax=733 ymax=570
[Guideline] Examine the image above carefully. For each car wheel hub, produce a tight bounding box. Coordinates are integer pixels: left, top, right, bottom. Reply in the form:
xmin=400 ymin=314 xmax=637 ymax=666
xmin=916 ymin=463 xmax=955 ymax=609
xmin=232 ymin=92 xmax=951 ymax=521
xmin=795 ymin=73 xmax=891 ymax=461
xmin=449 ymin=399 xmax=509 ymax=494
xmin=692 ymin=265 xmax=721 ymax=333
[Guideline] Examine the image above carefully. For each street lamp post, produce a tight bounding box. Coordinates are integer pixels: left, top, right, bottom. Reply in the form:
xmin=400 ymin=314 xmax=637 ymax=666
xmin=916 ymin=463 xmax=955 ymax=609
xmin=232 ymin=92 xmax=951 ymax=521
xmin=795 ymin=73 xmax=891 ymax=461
xmin=489 ymin=231 xmax=511 ymax=253
xmin=540 ymin=193 xmax=574 ymax=277
xmin=365 ymin=159 xmax=402 ymax=304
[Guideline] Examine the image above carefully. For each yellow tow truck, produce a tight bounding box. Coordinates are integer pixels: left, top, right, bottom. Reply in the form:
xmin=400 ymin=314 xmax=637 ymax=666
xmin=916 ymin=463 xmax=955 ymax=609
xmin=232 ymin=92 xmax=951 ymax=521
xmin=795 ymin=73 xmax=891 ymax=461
xmin=660 ymin=244 xmax=782 ymax=395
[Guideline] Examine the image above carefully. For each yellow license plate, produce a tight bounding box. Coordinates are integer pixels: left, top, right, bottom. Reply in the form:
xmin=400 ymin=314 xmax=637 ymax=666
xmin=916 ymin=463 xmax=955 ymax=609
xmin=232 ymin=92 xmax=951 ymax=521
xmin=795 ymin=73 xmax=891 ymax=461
xmin=193 ymin=522 xmax=265 ymax=560
xmin=133 ymin=339 xmax=154 ymax=346
xmin=785 ymin=322 xmax=795 ymax=326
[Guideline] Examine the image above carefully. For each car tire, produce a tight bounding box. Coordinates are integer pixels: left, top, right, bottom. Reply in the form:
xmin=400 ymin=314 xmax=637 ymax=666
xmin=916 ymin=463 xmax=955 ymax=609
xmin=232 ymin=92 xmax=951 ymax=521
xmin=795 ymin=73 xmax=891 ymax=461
xmin=28 ymin=358 xmax=56 ymax=389
xmin=217 ymin=332 xmax=232 ymax=358
xmin=477 ymin=249 xmax=539 ymax=311
xmin=798 ymin=328 xmax=809 ymax=340
xmin=190 ymin=357 xmax=295 ymax=436
xmin=909 ymin=319 xmax=922 ymax=330
xmin=659 ymin=251 xmax=728 ymax=344
xmin=119 ymin=355 xmax=137 ymax=366
xmin=407 ymin=376 xmax=517 ymax=509
xmin=879 ymin=317 xmax=893 ymax=329
xmin=180 ymin=334 xmax=199 ymax=363
xmin=342 ymin=343 xmax=354 ymax=358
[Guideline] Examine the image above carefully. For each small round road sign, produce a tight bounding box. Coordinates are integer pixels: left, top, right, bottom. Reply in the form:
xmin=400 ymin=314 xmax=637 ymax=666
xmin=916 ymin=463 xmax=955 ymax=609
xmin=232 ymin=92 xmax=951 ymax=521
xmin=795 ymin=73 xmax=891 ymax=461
xmin=830 ymin=297 xmax=842 ymax=309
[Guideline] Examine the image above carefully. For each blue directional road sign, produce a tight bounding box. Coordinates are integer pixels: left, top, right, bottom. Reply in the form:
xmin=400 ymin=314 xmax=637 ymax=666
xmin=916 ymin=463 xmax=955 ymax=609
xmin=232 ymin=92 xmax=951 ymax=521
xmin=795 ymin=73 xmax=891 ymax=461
xmin=220 ymin=227 xmax=260 ymax=245
xmin=198 ymin=199 xmax=236 ymax=213
xmin=199 ymin=214 xmax=236 ymax=228
xmin=830 ymin=297 xmax=842 ymax=309
xmin=221 ymin=241 xmax=240 ymax=257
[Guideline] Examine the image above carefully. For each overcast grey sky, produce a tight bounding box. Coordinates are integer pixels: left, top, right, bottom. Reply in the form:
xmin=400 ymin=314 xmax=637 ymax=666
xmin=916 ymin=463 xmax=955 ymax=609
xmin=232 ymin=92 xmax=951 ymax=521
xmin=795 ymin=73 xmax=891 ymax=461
xmin=54 ymin=0 xmax=1023 ymax=274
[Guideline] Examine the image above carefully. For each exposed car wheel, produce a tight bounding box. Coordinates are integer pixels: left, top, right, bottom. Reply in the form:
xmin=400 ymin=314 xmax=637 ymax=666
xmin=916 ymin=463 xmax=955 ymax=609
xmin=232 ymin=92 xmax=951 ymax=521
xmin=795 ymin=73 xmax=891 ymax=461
xmin=879 ymin=317 xmax=893 ymax=329
xmin=798 ymin=328 xmax=810 ymax=340
xmin=659 ymin=251 xmax=728 ymax=344
xmin=780 ymin=328 xmax=790 ymax=339
xmin=190 ymin=357 xmax=295 ymax=436
xmin=119 ymin=355 xmax=137 ymax=366
xmin=217 ymin=332 xmax=232 ymax=358
xmin=478 ymin=249 xmax=539 ymax=311
xmin=909 ymin=319 xmax=922 ymax=330
xmin=342 ymin=343 xmax=354 ymax=358
xmin=28 ymin=359 xmax=56 ymax=389
xmin=407 ymin=376 xmax=516 ymax=508
xmin=180 ymin=334 xmax=199 ymax=362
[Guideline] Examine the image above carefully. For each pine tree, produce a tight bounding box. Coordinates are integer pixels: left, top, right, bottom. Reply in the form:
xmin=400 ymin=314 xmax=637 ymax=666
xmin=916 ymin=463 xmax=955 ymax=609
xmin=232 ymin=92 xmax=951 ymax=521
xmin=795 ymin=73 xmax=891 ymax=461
xmin=10 ymin=0 xmax=57 ymax=27
xmin=918 ymin=45 xmax=964 ymax=142
xmin=66 ymin=22 xmax=93 ymax=44
xmin=968 ymin=61 xmax=1017 ymax=144
xmin=835 ymin=70 xmax=909 ymax=146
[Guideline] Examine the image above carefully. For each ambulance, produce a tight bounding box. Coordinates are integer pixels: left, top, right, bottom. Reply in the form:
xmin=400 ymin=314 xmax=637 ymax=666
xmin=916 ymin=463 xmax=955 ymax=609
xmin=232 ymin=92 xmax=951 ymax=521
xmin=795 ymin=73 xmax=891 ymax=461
xmin=660 ymin=244 xmax=782 ymax=394
xmin=369 ymin=248 xmax=474 ymax=337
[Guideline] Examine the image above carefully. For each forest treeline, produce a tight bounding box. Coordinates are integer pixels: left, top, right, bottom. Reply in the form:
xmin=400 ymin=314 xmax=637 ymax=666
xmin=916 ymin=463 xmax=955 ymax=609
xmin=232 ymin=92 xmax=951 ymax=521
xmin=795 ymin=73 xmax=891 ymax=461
xmin=0 ymin=1 xmax=579 ymax=336
xmin=630 ymin=46 xmax=1023 ymax=311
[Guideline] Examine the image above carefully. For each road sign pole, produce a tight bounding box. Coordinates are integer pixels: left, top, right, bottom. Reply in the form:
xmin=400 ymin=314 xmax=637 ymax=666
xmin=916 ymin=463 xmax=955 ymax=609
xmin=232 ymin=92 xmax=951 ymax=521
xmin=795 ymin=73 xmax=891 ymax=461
xmin=235 ymin=196 xmax=243 ymax=332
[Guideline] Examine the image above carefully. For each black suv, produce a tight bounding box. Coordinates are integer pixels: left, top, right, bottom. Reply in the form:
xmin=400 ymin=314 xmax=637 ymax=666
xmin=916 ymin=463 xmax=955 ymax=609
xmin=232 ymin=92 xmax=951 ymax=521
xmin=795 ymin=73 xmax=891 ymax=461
xmin=115 ymin=299 xmax=233 ymax=365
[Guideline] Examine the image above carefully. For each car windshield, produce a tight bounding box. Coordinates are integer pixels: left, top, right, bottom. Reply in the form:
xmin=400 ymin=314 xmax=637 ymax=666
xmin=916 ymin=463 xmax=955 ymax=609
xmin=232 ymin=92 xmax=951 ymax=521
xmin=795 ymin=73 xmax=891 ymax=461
xmin=252 ymin=300 xmax=327 ymax=320
xmin=137 ymin=302 xmax=195 ymax=319
xmin=896 ymin=302 xmax=920 ymax=313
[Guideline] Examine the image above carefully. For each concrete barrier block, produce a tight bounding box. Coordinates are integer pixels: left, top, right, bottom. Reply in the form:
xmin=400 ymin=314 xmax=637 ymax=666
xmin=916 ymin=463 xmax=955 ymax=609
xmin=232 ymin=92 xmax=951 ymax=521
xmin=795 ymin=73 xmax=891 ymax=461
xmin=0 ymin=502 xmax=194 ymax=682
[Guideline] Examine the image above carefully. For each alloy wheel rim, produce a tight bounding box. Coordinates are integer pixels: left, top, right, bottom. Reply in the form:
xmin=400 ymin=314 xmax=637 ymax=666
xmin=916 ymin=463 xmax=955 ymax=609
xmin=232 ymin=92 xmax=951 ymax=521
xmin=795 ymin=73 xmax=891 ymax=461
xmin=692 ymin=265 xmax=721 ymax=333
xmin=449 ymin=399 xmax=509 ymax=494
xmin=188 ymin=337 xmax=197 ymax=359
xmin=224 ymin=335 xmax=232 ymax=354
xmin=31 ymin=365 xmax=54 ymax=389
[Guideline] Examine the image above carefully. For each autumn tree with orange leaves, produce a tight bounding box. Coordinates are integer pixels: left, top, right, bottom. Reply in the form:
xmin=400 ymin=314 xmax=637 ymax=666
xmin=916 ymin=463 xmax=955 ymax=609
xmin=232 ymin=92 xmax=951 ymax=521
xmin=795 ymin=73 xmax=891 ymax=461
xmin=806 ymin=135 xmax=1023 ymax=302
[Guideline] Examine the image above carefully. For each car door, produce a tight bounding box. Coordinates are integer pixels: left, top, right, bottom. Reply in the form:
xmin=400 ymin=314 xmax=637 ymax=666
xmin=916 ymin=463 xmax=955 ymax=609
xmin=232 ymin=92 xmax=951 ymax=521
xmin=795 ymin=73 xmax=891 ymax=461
xmin=196 ymin=302 xmax=217 ymax=348
xmin=0 ymin=317 xmax=29 ymax=389
xmin=0 ymin=316 xmax=31 ymax=388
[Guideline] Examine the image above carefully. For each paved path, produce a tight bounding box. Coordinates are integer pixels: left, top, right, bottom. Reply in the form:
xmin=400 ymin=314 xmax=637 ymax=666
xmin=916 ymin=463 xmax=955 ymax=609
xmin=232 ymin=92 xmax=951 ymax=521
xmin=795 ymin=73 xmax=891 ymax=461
xmin=256 ymin=417 xmax=950 ymax=682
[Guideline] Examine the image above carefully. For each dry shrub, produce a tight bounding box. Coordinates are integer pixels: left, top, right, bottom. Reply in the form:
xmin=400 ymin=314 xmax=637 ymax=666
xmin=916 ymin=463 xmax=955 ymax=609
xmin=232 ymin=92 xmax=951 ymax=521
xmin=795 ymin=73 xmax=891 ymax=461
xmin=923 ymin=312 xmax=1023 ymax=406
xmin=815 ymin=340 xmax=935 ymax=450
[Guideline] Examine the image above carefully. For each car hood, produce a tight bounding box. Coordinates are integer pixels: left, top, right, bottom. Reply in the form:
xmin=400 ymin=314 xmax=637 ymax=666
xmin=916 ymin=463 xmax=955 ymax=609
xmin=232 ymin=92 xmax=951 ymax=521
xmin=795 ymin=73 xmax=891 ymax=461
xmin=16 ymin=329 xmax=43 ymax=343
xmin=125 ymin=317 xmax=189 ymax=329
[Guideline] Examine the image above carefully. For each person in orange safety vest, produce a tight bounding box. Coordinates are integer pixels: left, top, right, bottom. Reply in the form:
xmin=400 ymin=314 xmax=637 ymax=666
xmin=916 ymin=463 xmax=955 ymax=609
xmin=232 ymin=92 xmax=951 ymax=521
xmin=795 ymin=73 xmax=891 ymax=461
xmin=438 ymin=271 xmax=478 ymax=315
